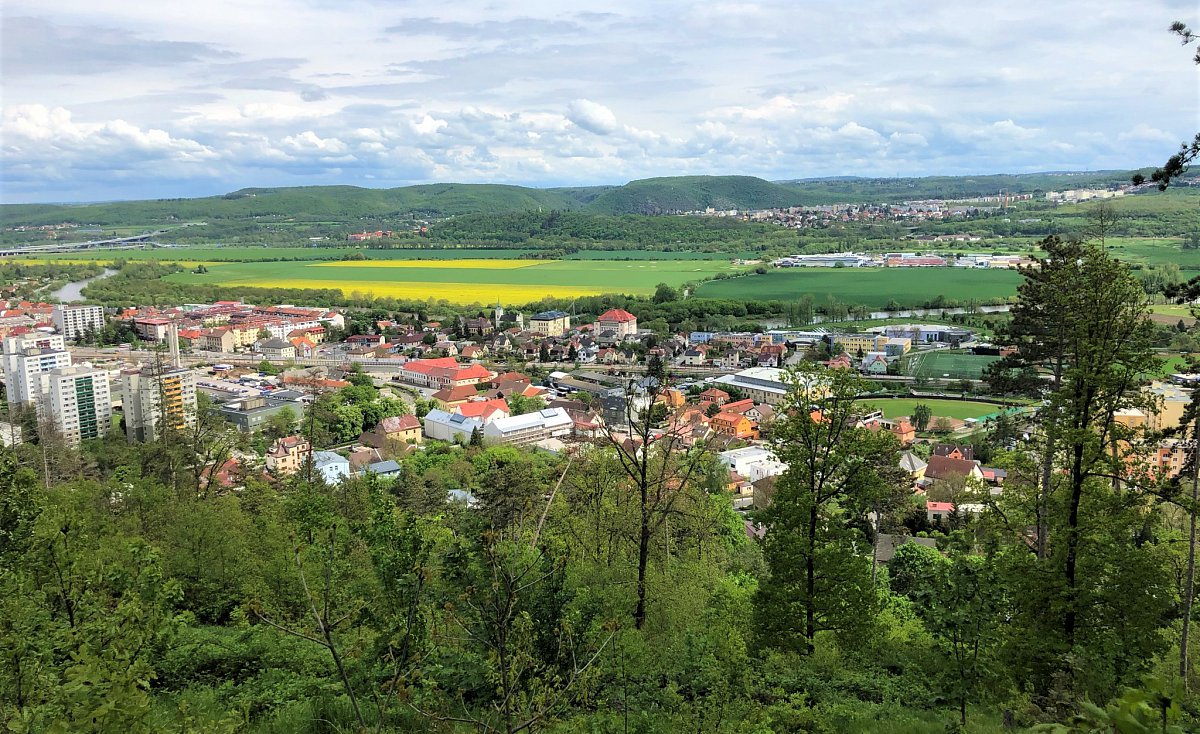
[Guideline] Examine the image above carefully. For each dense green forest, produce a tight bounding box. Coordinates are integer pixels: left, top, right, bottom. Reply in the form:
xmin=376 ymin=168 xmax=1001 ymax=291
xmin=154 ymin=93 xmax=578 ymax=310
xmin=3 ymin=238 xmax=1199 ymax=733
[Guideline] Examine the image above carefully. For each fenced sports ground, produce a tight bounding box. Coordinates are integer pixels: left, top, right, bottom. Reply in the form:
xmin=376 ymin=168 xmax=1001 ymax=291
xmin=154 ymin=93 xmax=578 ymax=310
xmin=901 ymin=350 xmax=1000 ymax=380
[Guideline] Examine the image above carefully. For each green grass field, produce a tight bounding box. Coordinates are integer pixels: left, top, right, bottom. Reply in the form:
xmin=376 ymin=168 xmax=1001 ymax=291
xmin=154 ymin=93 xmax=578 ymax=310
xmin=694 ymin=267 xmax=1022 ymax=307
xmin=159 ymin=257 xmax=742 ymax=303
xmin=859 ymin=398 xmax=1001 ymax=420
xmin=901 ymin=350 xmax=1001 ymax=379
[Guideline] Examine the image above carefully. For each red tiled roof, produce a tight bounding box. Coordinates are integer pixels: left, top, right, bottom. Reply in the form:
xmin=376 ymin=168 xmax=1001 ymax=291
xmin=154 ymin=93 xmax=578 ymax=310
xmin=597 ymin=308 xmax=636 ymax=323
xmin=379 ymin=415 xmax=420 ymax=433
xmin=723 ymin=399 xmax=754 ymax=414
xmin=403 ymin=357 xmax=461 ymax=374
xmin=925 ymin=455 xmax=979 ymax=480
xmin=457 ymin=398 xmax=510 ymax=419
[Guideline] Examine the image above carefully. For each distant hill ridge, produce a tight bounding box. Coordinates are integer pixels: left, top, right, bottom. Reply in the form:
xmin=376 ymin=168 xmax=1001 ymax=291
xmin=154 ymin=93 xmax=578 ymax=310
xmin=0 ymin=170 xmax=1148 ymax=226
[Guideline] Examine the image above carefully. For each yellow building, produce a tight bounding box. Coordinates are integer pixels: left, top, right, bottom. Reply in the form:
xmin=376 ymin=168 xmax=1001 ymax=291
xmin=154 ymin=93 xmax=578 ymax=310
xmin=1144 ymin=382 xmax=1193 ymax=432
xmin=833 ymin=334 xmax=888 ymax=355
xmin=529 ymin=310 xmax=571 ymax=337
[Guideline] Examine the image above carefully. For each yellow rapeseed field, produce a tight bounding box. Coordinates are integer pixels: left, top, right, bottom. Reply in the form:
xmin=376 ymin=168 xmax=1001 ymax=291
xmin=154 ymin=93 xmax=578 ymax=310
xmin=312 ymin=259 xmax=544 ymax=270
xmin=227 ymin=278 xmax=623 ymax=303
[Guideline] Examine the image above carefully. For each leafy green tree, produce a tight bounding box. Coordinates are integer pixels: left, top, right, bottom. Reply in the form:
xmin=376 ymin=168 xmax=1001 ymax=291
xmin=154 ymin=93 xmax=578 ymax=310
xmin=754 ymin=365 xmax=907 ymax=654
xmin=993 ymin=239 xmax=1169 ymax=704
xmin=899 ymin=548 xmax=1005 ymax=727
xmin=912 ymin=403 xmax=933 ymax=432
xmin=507 ymin=394 xmax=547 ymax=416
xmin=653 ymin=282 xmax=679 ymax=303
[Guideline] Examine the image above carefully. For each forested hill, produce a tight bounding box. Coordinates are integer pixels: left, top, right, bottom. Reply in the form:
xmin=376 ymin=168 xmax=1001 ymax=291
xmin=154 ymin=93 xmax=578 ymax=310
xmin=0 ymin=170 xmax=1151 ymax=226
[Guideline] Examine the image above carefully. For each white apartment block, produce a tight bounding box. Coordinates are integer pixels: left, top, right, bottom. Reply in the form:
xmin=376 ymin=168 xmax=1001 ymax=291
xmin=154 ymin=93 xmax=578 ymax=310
xmin=43 ymin=365 xmax=113 ymax=445
xmin=2 ymin=334 xmax=71 ymax=405
xmin=122 ymin=367 xmax=198 ymax=442
xmin=53 ymin=305 xmax=105 ymax=341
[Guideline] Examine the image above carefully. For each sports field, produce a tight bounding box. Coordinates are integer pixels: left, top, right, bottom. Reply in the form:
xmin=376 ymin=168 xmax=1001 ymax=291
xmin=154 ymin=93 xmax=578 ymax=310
xmin=160 ymin=258 xmax=741 ymax=303
xmin=693 ymin=267 xmax=1022 ymax=307
xmin=901 ymin=350 xmax=1001 ymax=379
xmin=859 ymin=398 xmax=1001 ymax=421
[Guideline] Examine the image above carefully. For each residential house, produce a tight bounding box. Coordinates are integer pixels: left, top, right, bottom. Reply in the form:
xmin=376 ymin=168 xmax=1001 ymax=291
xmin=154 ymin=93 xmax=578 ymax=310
xmin=926 ymin=501 xmax=955 ymax=523
xmin=746 ymin=404 xmax=775 ymax=424
xmin=259 ymin=337 xmax=296 ymax=360
xmin=711 ymin=411 xmax=758 ymax=440
xmin=268 ymin=440 xmax=315 ymax=474
xmin=360 ymin=415 xmax=422 ymax=449
xmin=924 ymin=454 xmax=984 ymax=483
xmin=722 ymin=398 xmax=755 ymax=415
xmin=346 ymin=334 xmax=385 ymax=348
xmin=861 ymin=353 xmax=890 ymax=374
xmin=365 ymin=460 xmax=403 ymax=478
xmin=312 ymin=451 xmax=350 ymax=484
xmin=198 ymin=327 xmax=236 ymax=353
xmin=758 ymin=344 xmax=787 ymax=367
xmin=462 ymin=317 xmax=494 ymax=337
xmin=456 ymin=398 xmax=511 ymax=424
xmin=699 ymin=388 xmax=730 ymax=405
xmin=933 ymin=444 xmax=974 ymax=461
xmin=432 ymin=384 xmax=480 ymax=409
xmin=899 ymin=451 xmax=928 ymax=481
xmin=680 ymin=345 xmax=709 ymax=366
xmin=290 ymin=336 xmax=317 ymax=358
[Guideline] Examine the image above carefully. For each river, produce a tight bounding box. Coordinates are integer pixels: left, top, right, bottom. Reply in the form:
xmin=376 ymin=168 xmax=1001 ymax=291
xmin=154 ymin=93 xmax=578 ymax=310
xmin=51 ymin=268 xmax=117 ymax=302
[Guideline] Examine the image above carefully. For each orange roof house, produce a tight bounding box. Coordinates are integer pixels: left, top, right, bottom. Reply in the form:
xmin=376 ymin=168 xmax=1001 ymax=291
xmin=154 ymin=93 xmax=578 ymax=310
xmin=711 ymin=411 xmax=758 ymax=440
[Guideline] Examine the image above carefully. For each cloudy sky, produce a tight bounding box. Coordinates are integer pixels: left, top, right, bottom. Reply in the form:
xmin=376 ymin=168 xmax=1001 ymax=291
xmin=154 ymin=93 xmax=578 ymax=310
xmin=2 ymin=0 xmax=1197 ymax=203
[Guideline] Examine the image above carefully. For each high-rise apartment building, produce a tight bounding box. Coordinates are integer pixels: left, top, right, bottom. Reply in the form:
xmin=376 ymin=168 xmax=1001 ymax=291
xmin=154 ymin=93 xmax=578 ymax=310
xmin=1 ymin=334 xmax=71 ymax=405
xmin=122 ymin=367 xmax=198 ymax=442
xmin=52 ymin=305 xmax=106 ymax=341
xmin=43 ymin=365 xmax=112 ymax=445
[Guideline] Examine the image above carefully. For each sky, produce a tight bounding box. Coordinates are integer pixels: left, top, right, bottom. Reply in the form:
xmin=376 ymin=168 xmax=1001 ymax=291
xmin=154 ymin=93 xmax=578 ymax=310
xmin=2 ymin=0 xmax=1198 ymax=203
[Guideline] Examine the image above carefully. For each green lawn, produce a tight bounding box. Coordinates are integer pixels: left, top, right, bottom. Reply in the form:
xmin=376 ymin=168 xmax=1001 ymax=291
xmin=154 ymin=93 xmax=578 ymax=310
xmin=859 ymin=398 xmax=1001 ymax=421
xmin=694 ymin=267 xmax=1022 ymax=308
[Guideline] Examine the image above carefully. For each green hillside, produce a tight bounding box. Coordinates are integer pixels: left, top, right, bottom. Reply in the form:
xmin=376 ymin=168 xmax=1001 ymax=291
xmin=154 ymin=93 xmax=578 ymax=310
xmin=0 ymin=183 xmax=584 ymax=227
xmin=0 ymin=170 xmax=1168 ymax=229
xmin=584 ymin=175 xmax=802 ymax=214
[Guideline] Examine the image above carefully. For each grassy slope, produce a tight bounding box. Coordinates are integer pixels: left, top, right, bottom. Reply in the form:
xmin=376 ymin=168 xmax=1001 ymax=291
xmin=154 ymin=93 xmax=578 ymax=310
xmin=694 ymin=267 xmax=1022 ymax=307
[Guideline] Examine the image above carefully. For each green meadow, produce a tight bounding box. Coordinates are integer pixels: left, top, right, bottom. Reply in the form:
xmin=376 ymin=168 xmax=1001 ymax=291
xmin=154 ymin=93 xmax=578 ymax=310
xmin=694 ymin=267 xmax=1023 ymax=307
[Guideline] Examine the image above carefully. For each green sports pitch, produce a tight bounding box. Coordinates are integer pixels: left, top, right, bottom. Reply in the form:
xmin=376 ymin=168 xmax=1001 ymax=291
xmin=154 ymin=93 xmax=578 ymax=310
xmin=901 ymin=350 xmax=1000 ymax=380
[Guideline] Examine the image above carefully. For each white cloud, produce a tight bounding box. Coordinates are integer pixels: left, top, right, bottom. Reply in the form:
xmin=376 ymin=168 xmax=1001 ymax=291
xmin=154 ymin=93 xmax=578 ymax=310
xmin=566 ymin=99 xmax=620 ymax=135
